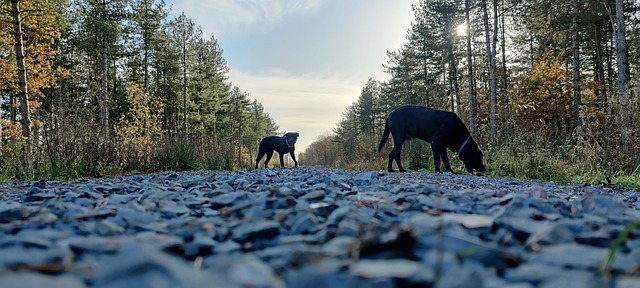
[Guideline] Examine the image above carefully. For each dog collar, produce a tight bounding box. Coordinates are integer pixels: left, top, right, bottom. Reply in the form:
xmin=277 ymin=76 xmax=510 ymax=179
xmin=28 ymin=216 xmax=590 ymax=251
xmin=285 ymin=137 xmax=293 ymax=148
xmin=456 ymin=135 xmax=471 ymax=155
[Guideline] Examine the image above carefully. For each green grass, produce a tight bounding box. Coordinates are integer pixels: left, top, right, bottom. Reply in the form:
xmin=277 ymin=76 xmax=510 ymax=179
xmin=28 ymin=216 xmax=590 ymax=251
xmin=206 ymin=154 xmax=234 ymax=171
xmin=1 ymin=134 xmax=639 ymax=187
xmin=609 ymin=164 xmax=640 ymax=189
xmin=158 ymin=143 xmax=199 ymax=172
xmin=600 ymin=221 xmax=640 ymax=282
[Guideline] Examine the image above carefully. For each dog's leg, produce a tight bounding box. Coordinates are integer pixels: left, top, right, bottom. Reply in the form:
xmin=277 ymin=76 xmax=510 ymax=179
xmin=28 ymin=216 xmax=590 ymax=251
xmin=439 ymin=145 xmax=453 ymax=172
xmin=387 ymin=147 xmax=396 ymax=172
xmin=279 ymin=153 xmax=285 ymax=167
xmin=255 ymin=150 xmax=265 ymax=169
xmin=395 ymin=151 xmax=406 ymax=172
xmin=465 ymin=163 xmax=474 ymax=174
xmin=264 ymin=150 xmax=274 ymax=168
xmin=392 ymin=137 xmax=406 ymax=172
xmin=430 ymin=142 xmax=442 ymax=173
xmin=388 ymin=134 xmax=402 ymax=172
xmin=390 ymin=148 xmax=406 ymax=172
xmin=290 ymin=152 xmax=298 ymax=167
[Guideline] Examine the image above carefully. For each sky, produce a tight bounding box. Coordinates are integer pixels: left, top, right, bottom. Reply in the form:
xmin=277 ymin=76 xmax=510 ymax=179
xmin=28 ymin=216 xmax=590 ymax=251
xmin=164 ymin=0 xmax=419 ymax=154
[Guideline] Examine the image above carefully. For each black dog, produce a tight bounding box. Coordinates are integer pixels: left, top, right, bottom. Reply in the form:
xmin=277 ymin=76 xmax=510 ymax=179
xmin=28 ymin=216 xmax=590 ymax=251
xmin=255 ymin=132 xmax=299 ymax=169
xmin=378 ymin=105 xmax=485 ymax=174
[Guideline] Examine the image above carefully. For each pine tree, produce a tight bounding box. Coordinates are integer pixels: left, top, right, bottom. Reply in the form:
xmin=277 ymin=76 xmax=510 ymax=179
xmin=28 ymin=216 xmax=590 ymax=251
xmin=168 ymin=13 xmax=199 ymax=145
xmin=68 ymin=0 xmax=127 ymax=140
xmin=130 ymin=0 xmax=168 ymax=93
xmin=354 ymin=78 xmax=380 ymax=156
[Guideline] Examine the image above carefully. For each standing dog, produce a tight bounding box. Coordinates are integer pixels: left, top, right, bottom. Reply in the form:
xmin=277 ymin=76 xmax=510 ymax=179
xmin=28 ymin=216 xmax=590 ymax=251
xmin=378 ymin=105 xmax=485 ymax=174
xmin=255 ymin=132 xmax=300 ymax=169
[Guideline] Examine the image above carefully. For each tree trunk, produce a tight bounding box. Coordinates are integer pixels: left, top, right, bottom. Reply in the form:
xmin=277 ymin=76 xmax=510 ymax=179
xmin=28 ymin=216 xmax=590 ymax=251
xmin=11 ymin=0 xmax=31 ymax=145
xmin=182 ymin=31 xmax=188 ymax=145
xmin=98 ymin=0 xmax=109 ymax=141
xmin=57 ymin=84 xmax=64 ymax=147
xmin=237 ymin=126 xmax=242 ymax=165
xmin=144 ymin=42 xmax=149 ymax=93
xmin=113 ymin=58 xmax=117 ymax=106
xmin=572 ymin=0 xmax=582 ymax=131
xmin=213 ymin=120 xmax=218 ymax=150
xmin=99 ymin=33 xmax=109 ymax=138
xmin=449 ymin=47 xmax=461 ymax=116
xmin=501 ymin=0 xmax=509 ymax=134
xmin=606 ymin=36 xmax=615 ymax=104
xmin=465 ymin=0 xmax=478 ymax=135
xmin=370 ymin=105 xmax=376 ymax=156
xmin=615 ymin=0 xmax=629 ymax=147
xmin=0 ymin=82 xmax=2 ymax=154
xmin=422 ymin=45 xmax=430 ymax=107
xmin=489 ymin=0 xmax=499 ymax=138
xmin=482 ymin=0 xmax=493 ymax=136
xmin=594 ymin=27 xmax=607 ymax=109
xmin=143 ymin=4 xmax=149 ymax=93
xmin=10 ymin=91 xmax=16 ymax=122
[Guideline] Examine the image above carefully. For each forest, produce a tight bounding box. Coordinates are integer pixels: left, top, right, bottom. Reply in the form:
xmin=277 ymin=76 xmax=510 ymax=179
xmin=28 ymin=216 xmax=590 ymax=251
xmin=0 ymin=0 xmax=279 ymax=180
xmin=0 ymin=0 xmax=639 ymax=186
xmin=300 ymin=0 xmax=640 ymax=187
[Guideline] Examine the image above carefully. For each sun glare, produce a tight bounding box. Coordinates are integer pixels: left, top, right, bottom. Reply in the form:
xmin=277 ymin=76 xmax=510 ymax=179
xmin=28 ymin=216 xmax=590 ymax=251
xmin=456 ymin=24 xmax=467 ymax=36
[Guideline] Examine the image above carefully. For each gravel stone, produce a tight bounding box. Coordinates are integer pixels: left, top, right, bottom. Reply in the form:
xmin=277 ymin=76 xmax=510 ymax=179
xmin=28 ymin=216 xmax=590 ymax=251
xmin=0 ymin=167 xmax=638 ymax=287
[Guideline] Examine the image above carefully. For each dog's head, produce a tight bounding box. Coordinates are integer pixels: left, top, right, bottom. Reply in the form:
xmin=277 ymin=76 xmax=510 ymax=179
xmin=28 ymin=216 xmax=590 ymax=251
xmin=458 ymin=139 xmax=486 ymax=174
xmin=284 ymin=132 xmax=299 ymax=146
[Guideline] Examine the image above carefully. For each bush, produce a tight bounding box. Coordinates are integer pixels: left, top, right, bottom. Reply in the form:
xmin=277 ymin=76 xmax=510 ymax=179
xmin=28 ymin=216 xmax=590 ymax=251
xmin=206 ymin=154 xmax=234 ymax=171
xmin=157 ymin=143 xmax=198 ymax=172
xmin=0 ymin=142 xmax=29 ymax=181
xmin=485 ymin=135 xmax=571 ymax=182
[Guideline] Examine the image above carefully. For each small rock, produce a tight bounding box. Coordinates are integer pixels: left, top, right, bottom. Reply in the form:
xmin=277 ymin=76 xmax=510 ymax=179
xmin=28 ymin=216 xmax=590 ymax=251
xmin=0 ymin=272 xmax=87 ymax=288
xmin=0 ymin=202 xmax=31 ymax=222
xmin=524 ymin=185 xmax=548 ymax=199
xmin=93 ymin=244 xmax=233 ymax=288
xmin=232 ymin=220 xmax=280 ymax=244
xmin=349 ymin=259 xmax=433 ymax=280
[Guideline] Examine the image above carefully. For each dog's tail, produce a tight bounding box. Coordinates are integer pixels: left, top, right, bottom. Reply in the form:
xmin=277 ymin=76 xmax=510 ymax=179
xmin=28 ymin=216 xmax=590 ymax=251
xmin=378 ymin=119 xmax=390 ymax=153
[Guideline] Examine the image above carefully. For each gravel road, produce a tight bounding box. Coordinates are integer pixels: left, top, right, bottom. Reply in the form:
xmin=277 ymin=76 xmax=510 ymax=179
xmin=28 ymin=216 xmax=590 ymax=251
xmin=1 ymin=167 xmax=639 ymax=288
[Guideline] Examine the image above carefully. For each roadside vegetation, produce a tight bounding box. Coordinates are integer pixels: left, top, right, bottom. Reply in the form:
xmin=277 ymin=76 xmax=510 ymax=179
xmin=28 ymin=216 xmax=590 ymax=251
xmin=0 ymin=0 xmax=278 ymax=181
xmin=1 ymin=0 xmax=639 ymax=190
xmin=299 ymin=0 xmax=640 ymax=189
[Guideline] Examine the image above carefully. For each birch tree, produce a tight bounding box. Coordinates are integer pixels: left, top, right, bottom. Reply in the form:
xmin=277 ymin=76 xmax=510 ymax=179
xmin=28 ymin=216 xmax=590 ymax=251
xmin=10 ymin=0 xmax=31 ymax=145
xmin=465 ymin=0 xmax=478 ymax=135
xmin=482 ymin=0 xmax=498 ymax=138
xmin=614 ymin=0 xmax=629 ymax=147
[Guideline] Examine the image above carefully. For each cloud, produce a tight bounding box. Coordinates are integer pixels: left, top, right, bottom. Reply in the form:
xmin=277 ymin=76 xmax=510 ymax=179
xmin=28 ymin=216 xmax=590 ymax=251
xmin=228 ymin=68 xmax=361 ymax=153
xmin=165 ymin=0 xmax=420 ymax=154
xmin=170 ymin=0 xmax=326 ymax=36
